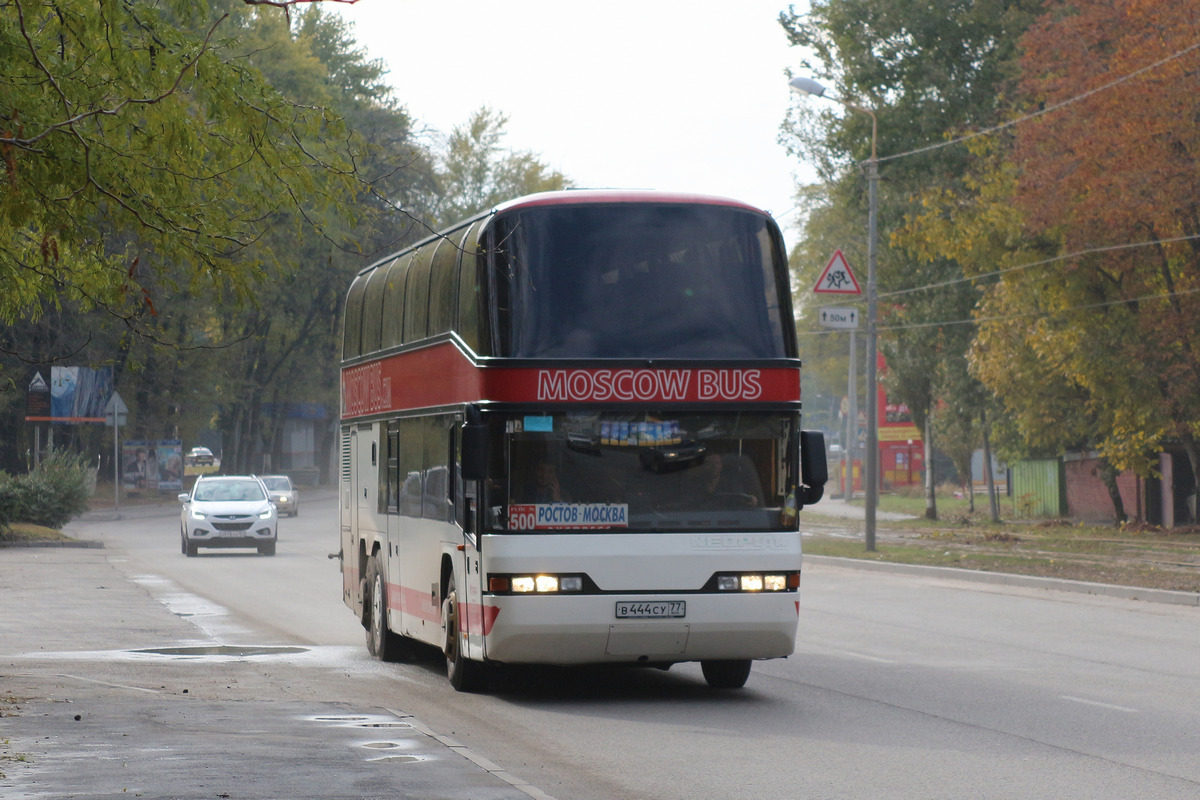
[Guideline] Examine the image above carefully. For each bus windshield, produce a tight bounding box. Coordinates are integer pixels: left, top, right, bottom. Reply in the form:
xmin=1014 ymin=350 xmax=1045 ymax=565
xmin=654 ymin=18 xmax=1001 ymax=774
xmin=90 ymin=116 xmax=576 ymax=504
xmin=489 ymin=203 xmax=791 ymax=359
xmin=485 ymin=411 xmax=797 ymax=534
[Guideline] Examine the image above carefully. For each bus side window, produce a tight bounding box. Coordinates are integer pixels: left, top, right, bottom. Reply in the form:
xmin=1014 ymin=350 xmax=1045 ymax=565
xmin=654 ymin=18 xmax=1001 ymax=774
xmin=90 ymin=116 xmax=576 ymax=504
xmin=342 ymin=272 xmax=369 ymax=359
xmin=404 ymin=244 xmax=434 ymax=343
xmin=422 ymin=417 xmax=452 ymax=522
xmin=382 ymin=252 xmax=413 ymax=350
xmin=429 ymin=235 xmax=460 ymax=337
xmin=361 ymin=259 xmax=390 ymax=354
xmin=457 ymin=220 xmax=487 ymax=355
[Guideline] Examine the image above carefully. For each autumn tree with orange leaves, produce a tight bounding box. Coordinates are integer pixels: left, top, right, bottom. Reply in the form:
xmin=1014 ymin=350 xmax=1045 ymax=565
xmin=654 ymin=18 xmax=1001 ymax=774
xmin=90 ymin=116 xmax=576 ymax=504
xmin=979 ymin=0 xmax=1200 ymax=513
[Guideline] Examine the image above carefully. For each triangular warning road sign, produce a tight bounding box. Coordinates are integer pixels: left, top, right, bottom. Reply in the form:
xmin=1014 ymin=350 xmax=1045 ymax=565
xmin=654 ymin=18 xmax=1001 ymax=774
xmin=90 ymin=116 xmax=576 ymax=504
xmin=813 ymin=249 xmax=862 ymax=295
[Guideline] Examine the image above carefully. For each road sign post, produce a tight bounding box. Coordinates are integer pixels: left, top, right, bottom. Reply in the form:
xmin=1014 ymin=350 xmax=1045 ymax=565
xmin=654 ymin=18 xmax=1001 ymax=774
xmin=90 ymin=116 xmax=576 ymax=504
xmin=815 ymin=254 xmax=863 ymax=500
xmin=104 ymin=392 xmax=128 ymax=514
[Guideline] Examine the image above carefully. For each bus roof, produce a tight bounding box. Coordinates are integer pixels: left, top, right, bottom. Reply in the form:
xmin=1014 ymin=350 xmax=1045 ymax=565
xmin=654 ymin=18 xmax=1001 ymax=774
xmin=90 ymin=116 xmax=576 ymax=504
xmin=492 ymin=189 xmax=769 ymax=216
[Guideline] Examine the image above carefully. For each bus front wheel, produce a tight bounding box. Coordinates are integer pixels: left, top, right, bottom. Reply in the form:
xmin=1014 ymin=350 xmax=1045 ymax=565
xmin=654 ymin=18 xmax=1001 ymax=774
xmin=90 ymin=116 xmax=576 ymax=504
xmin=442 ymin=573 xmax=487 ymax=692
xmin=701 ymin=659 xmax=752 ymax=689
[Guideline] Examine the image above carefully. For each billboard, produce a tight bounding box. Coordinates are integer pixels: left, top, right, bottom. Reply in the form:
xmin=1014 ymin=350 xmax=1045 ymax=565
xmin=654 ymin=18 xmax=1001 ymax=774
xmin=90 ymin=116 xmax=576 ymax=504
xmin=122 ymin=439 xmax=183 ymax=492
xmin=25 ymin=366 xmax=115 ymax=423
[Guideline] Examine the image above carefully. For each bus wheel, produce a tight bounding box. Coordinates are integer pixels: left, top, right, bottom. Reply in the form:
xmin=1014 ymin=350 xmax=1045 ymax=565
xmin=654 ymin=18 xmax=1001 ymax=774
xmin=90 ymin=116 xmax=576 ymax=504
xmin=442 ymin=573 xmax=487 ymax=692
xmin=366 ymin=556 xmax=411 ymax=662
xmin=701 ymin=659 xmax=752 ymax=689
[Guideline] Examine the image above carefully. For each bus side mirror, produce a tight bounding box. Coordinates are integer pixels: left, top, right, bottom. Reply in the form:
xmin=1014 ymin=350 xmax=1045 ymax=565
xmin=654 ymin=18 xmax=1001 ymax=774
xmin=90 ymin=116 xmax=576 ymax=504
xmin=461 ymin=420 xmax=488 ymax=483
xmin=798 ymin=430 xmax=827 ymax=506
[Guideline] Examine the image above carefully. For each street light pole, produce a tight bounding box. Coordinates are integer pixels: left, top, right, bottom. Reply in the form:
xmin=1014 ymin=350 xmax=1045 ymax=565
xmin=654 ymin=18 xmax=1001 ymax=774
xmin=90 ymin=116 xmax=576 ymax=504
xmin=790 ymin=76 xmax=879 ymax=551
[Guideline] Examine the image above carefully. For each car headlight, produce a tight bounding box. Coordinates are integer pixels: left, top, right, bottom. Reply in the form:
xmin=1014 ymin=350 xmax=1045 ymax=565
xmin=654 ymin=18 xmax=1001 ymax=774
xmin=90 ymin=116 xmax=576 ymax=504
xmin=189 ymin=509 xmax=206 ymax=521
xmin=258 ymin=507 xmax=274 ymax=519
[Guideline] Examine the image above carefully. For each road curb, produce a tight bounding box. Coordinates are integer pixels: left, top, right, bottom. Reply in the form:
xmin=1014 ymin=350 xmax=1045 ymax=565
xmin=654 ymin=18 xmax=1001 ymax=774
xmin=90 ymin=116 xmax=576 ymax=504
xmin=0 ymin=538 xmax=104 ymax=549
xmin=804 ymin=554 xmax=1200 ymax=607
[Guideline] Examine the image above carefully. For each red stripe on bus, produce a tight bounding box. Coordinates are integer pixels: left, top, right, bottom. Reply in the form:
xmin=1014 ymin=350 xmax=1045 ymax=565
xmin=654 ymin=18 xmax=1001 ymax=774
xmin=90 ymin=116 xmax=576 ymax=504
xmin=465 ymin=601 xmax=502 ymax=636
xmin=342 ymin=343 xmax=800 ymax=418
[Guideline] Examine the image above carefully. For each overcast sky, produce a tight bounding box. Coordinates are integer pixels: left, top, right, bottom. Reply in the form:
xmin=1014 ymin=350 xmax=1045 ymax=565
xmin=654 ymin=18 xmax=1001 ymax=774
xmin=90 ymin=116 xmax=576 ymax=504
xmin=332 ymin=0 xmax=814 ymax=247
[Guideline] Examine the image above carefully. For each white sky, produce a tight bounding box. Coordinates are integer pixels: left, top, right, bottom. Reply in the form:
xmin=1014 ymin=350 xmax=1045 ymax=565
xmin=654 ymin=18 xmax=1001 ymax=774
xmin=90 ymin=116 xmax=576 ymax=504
xmin=331 ymin=0 xmax=814 ymax=247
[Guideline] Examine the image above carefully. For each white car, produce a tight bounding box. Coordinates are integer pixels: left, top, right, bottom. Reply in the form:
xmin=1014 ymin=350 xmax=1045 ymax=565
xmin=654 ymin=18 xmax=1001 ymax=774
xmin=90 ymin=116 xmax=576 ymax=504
xmin=259 ymin=475 xmax=299 ymax=517
xmin=179 ymin=475 xmax=278 ymax=557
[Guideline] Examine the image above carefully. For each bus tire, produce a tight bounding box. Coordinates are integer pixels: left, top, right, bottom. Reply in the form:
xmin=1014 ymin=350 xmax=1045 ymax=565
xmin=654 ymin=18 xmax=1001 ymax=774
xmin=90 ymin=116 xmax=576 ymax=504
xmin=442 ymin=572 xmax=487 ymax=692
xmin=364 ymin=555 xmax=412 ymax=662
xmin=701 ymin=659 xmax=752 ymax=689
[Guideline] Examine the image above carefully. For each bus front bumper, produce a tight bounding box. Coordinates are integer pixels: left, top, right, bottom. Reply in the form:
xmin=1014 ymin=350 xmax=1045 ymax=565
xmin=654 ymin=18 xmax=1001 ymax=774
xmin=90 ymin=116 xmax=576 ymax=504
xmin=474 ymin=592 xmax=799 ymax=666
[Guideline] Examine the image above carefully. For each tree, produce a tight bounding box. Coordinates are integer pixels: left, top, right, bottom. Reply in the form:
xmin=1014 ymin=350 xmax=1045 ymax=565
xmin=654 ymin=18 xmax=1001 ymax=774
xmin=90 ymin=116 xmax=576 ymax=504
xmin=0 ymin=0 xmax=360 ymax=328
xmin=780 ymin=0 xmax=1043 ymax=519
xmin=0 ymin=2 xmax=428 ymax=476
xmin=431 ymin=107 xmax=571 ymax=228
xmin=1012 ymin=0 xmax=1200 ymax=512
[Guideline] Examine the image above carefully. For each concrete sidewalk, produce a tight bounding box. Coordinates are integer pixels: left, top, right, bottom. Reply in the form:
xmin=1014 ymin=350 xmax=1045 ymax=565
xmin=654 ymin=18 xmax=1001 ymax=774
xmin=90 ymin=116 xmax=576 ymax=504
xmin=0 ymin=545 xmax=545 ymax=800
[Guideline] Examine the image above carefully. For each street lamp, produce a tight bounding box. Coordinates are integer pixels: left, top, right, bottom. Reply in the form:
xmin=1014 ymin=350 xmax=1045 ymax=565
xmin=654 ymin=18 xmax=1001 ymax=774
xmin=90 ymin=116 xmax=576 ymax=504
xmin=790 ymin=75 xmax=879 ymax=551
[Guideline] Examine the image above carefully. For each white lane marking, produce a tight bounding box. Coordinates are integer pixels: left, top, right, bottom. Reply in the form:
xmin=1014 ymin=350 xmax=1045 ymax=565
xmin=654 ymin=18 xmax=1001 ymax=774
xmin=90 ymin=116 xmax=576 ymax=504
xmin=1061 ymin=695 xmax=1139 ymax=713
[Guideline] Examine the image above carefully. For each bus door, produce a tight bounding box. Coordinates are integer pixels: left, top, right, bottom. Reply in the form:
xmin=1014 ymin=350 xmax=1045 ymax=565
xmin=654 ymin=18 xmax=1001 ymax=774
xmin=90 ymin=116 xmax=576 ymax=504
xmin=452 ymin=424 xmax=487 ymax=664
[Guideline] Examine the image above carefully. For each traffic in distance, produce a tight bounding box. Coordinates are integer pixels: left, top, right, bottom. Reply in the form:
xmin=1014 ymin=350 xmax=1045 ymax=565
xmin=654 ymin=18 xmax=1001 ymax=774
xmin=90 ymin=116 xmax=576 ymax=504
xmin=337 ymin=190 xmax=828 ymax=691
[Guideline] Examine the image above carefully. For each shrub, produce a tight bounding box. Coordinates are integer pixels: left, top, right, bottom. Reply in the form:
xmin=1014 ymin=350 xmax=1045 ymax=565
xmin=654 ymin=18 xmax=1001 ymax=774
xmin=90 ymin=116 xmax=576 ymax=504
xmin=0 ymin=450 xmax=95 ymax=529
xmin=0 ymin=473 xmax=15 ymax=531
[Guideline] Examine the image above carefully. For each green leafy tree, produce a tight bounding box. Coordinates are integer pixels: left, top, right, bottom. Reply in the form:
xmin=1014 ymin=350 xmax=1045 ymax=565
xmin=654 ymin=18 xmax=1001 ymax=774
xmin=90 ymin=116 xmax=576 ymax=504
xmin=0 ymin=0 xmax=360 ymax=327
xmin=780 ymin=0 xmax=1042 ymax=518
xmin=432 ymin=107 xmax=571 ymax=228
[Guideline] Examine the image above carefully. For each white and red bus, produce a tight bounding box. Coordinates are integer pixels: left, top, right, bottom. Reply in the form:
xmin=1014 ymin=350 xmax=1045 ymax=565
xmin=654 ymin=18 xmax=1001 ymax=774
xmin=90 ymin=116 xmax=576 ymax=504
xmin=338 ymin=190 xmax=826 ymax=691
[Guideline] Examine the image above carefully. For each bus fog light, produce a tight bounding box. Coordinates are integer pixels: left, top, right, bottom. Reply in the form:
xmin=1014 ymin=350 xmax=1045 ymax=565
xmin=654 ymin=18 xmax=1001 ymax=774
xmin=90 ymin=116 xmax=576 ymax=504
xmin=717 ymin=576 xmax=740 ymax=591
xmin=560 ymin=576 xmax=583 ymax=592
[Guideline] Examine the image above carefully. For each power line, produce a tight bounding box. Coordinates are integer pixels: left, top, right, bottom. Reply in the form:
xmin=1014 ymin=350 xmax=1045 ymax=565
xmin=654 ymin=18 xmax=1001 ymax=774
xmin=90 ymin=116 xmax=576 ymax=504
xmin=878 ymin=232 xmax=1200 ymax=300
xmin=876 ymin=38 xmax=1200 ymax=164
xmin=799 ymin=285 xmax=1200 ymax=336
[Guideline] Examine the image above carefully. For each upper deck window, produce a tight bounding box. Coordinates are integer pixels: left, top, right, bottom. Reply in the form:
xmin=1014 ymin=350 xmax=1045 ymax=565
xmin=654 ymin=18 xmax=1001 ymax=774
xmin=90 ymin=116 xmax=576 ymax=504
xmin=488 ymin=203 xmax=793 ymax=359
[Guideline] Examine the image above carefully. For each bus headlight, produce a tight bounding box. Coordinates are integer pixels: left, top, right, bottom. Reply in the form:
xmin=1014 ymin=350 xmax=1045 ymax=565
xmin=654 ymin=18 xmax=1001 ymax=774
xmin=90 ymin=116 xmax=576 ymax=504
xmin=715 ymin=573 xmax=795 ymax=592
xmin=490 ymin=574 xmax=585 ymax=594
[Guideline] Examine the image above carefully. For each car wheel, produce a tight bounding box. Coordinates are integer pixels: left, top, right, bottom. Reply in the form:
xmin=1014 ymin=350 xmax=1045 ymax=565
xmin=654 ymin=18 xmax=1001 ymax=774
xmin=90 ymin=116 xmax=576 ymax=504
xmin=700 ymin=659 xmax=752 ymax=689
xmin=442 ymin=571 xmax=487 ymax=692
xmin=258 ymin=541 xmax=276 ymax=556
xmin=365 ymin=555 xmax=413 ymax=662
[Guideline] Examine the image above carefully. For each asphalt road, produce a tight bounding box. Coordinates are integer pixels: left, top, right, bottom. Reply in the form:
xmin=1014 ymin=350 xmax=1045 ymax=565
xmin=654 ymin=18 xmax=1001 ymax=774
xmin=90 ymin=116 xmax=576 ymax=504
xmin=3 ymin=495 xmax=1199 ymax=799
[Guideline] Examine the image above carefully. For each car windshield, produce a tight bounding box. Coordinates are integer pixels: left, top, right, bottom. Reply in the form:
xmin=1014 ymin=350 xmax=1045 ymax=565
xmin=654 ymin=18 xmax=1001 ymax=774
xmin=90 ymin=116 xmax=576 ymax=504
xmin=260 ymin=477 xmax=291 ymax=491
xmin=193 ymin=481 xmax=266 ymax=502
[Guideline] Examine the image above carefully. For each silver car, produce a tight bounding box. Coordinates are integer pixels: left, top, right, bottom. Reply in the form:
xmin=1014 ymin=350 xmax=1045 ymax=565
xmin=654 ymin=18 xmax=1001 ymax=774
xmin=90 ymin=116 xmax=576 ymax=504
xmin=260 ymin=475 xmax=299 ymax=517
xmin=179 ymin=475 xmax=278 ymax=556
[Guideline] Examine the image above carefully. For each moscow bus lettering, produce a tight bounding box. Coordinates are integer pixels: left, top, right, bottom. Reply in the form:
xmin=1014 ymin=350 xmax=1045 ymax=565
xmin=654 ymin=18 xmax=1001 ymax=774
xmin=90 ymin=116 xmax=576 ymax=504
xmin=338 ymin=190 xmax=827 ymax=692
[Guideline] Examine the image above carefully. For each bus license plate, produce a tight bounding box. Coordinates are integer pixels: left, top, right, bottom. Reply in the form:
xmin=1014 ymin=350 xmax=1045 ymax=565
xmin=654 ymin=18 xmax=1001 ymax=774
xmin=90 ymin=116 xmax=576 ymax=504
xmin=615 ymin=601 xmax=685 ymax=619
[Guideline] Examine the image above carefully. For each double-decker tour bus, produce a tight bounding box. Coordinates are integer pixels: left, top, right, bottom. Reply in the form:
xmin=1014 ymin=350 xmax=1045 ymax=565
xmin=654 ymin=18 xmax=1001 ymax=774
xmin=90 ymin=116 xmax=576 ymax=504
xmin=338 ymin=190 xmax=827 ymax=691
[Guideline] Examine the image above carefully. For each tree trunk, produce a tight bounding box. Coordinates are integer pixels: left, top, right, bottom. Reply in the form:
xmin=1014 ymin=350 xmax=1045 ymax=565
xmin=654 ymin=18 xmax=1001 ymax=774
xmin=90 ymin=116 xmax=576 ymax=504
xmin=924 ymin=414 xmax=937 ymax=521
xmin=1098 ymin=457 xmax=1128 ymax=527
xmin=982 ymin=416 xmax=1000 ymax=523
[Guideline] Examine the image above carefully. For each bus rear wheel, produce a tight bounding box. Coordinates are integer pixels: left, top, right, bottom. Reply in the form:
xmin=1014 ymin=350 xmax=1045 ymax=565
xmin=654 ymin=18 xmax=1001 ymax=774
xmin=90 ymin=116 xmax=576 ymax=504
xmin=442 ymin=573 xmax=487 ymax=692
xmin=701 ymin=659 xmax=752 ymax=689
xmin=365 ymin=555 xmax=412 ymax=662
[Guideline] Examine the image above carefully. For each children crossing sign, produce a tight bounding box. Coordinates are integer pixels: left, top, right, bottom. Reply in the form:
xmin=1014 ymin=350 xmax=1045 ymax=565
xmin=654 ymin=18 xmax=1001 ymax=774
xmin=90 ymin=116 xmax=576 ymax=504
xmin=813 ymin=249 xmax=862 ymax=295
